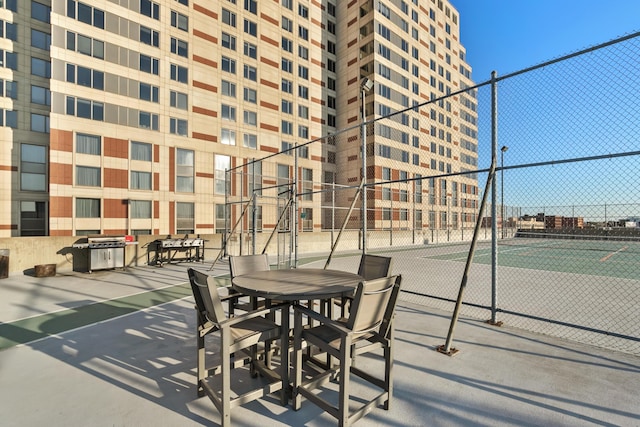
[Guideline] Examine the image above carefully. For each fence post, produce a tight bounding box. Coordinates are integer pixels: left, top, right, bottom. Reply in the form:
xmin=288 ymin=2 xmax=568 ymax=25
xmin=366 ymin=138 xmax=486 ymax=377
xmin=490 ymin=70 xmax=500 ymax=325
xmin=251 ymin=159 xmax=256 ymax=255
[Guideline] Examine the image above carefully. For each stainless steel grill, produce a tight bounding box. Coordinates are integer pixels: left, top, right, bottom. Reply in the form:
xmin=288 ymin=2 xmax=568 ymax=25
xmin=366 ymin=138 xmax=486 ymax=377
xmin=88 ymin=236 xmax=126 ymax=248
xmin=149 ymin=237 xmax=205 ymax=265
xmin=73 ymin=235 xmax=130 ymax=273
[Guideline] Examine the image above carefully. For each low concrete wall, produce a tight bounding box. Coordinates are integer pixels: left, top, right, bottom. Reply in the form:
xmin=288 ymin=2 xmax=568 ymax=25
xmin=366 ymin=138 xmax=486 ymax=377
xmin=0 ymin=234 xmax=223 ymax=277
xmin=1 ymin=228 xmax=489 ymax=277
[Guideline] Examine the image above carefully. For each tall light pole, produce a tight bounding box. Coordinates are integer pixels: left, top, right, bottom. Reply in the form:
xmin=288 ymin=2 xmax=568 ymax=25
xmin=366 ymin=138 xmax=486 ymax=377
xmin=360 ymin=77 xmax=373 ymax=254
xmin=500 ymin=145 xmax=509 ymax=238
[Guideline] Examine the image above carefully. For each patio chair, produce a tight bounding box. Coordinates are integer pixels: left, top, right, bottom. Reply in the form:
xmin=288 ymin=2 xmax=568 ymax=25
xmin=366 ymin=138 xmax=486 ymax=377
xmin=292 ymin=275 xmax=402 ymax=427
xmin=187 ymin=268 xmax=287 ymax=427
xmin=228 ymin=254 xmax=272 ymax=314
xmin=337 ymin=254 xmax=393 ymax=317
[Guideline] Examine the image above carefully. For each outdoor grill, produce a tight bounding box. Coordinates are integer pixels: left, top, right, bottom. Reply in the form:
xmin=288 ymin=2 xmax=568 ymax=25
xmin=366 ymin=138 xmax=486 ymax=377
xmin=88 ymin=236 xmax=127 ymax=248
xmin=73 ymin=235 xmax=130 ymax=273
xmin=149 ymin=236 xmax=205 ymax=265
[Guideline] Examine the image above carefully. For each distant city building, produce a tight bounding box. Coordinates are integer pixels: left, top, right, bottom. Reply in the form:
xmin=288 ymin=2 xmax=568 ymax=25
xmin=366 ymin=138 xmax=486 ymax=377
xmin=0 ymin=0 xmax=477 ymax=237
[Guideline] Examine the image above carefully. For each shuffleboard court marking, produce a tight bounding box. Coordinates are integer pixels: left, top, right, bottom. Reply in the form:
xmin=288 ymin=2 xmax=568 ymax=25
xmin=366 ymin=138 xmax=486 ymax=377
xmin=600 ymin=245 xmax=628 ymax=262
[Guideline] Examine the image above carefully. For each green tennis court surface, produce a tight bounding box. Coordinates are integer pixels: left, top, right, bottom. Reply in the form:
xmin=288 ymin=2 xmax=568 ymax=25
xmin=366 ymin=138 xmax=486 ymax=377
xmin=423 ymin=237 xmax=640 ymax=280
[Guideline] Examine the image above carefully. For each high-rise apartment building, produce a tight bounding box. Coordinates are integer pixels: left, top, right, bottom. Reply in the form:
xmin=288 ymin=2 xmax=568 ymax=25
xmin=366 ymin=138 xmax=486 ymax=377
xmin=0 ymin=0 xmax=477 ymax=238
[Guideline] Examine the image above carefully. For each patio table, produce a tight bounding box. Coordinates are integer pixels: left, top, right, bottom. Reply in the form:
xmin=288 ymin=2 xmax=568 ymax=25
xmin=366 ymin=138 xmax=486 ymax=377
xmin=231 ymin=268 xmax=363 ymax=398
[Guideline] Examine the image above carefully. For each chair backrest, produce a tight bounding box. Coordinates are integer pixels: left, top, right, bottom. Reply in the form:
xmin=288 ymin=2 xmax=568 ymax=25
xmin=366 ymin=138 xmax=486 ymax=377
xmin=357 ymin=254 xmax=392 ymax=280
xmin=347 ymin=275 xmax=401 ymax=335
xmin=229 ymin=254 xmax=270 ymax=278
xmin=188 ymin=268 xmax=226 ymax=323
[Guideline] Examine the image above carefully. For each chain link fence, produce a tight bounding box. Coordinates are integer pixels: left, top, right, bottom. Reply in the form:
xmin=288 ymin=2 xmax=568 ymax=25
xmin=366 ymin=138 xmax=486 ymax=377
xmin=223 ymin=32 xmax=640 ymax=355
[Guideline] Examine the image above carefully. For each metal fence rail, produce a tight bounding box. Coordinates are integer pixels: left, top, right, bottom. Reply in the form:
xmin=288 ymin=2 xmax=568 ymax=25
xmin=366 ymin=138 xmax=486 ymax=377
xmin=224 ymin=32 xmax=640 ymax=355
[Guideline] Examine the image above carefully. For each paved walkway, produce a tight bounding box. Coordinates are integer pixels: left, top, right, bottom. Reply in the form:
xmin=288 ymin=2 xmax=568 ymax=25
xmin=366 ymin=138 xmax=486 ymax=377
xmin=0 ymin=262 xmax=638 ymax=426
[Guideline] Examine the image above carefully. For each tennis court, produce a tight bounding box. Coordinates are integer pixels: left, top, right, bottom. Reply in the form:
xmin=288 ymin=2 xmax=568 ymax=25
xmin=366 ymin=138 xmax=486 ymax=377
xmin=422 ymin=234 xmax=640 ymax=280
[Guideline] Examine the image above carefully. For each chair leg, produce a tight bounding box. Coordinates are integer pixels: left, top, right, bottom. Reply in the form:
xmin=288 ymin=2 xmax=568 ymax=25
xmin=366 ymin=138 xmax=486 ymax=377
xmin=385 ymin=330 xmax=395 ymax=410
xmin=292 ymin=309 xmax=303 ymax=410
xmin=197 ymin=330 xmax=205 ymax=398
xmin=221 ymin=330 xmax=231 ymax=427
xmin=280 ymin=303 xmax=291 ymax=406
xmin=338 ymin=338 xmax=352 ymax=427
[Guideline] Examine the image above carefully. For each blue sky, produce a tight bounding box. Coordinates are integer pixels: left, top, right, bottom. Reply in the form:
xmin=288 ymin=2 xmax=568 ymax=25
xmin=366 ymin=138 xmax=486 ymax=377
xmin=448 ymin=1 xmax=640 ymax=218
xmin=452 ymin=0 xmax=640 ymax=81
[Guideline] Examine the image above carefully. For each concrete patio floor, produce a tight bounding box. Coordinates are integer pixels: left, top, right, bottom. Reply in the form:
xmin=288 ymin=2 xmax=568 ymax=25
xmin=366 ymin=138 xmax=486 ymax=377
xmin=0 ymin=263 xmax=638 ymax=426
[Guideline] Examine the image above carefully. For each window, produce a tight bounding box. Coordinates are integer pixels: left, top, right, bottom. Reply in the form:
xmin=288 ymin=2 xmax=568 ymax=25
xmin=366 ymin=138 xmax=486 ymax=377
xmin=244 ymin=64 xmax=257 ymax=81
xmin=176 ymin=202 xmax=194 ymax=233
xmin=170 ymin=64 xmax=188 ymax=83
xmin=74 ymin=65 xmax=103 ymax=90
xmin=2 ymin=0 xmax=18 ymax=12
xmin=76 ymin=198 xmax=100 ymax=218
xmin=130 ymin=200 xmax=151 ymax=218
xmin=222 ymin=9 xmax=236 ymax=26
xmin=171 ymin=10 xmax=188 ymax=31
xmin=221 ymin=128 xmax=235 ymax=145
xmin=76 ymin=133 xmax=101 ymax=156
xmin=282 ymin=79 xmax=293 ymax=93
xmin=69 ymin=33 xmax=104 ymax=59
xmin=243 ymin=87 xmax=257 ymax=103
xmin=176 ymin=148 xmax=194 ymax=192
xmin=244 ymin=0 xmax=257 ymax=13
xmin=244 ymin=110 xmax=257 ymax=126
xmin=282 ymin=58 xmax=293 ymax=73
xmin=298 ymin=4 xmax=308 ymax=18
xmin=215 ymin=155 xmax=230 ymax=194
xmin=66 ymin=97 xmax=104 ymax=121
xmin=170 ymin=91 xmax=188 ymax=110
xmin=138 ymin=111 xmax=159 ymax=130
xmin=31 ymin=113 xmax=49 ymax=133
xmin=298 ymin=65 xmax=308 ymax=80
xmin=140 ymin=54 xmax=159 ymax=75
xmin=31 ymin=57 xmax=51 ymax=77
xmin=282 ymin=37 xmax=293 ymax=52
xmin=76 ymin=166 xmax=101 ymax=187
xmin=31 ymin=85 xmax=50 ymax=105
xmin=282 ymin=16 xmax=292 ymax=32
xmin=221 ymin=56 xmax=236 ymax=74
xmin=131 ymin=141 xmax=152 ymax=161
xmin=171 ymin=37 xmax=188 ymax=57
xmin=244 ymin=41 xmax=257 ymax=58
xmin=215 ymin=204 xmax=227 ymax=232
xmin=298 ymin=85 xmax=308 ymax=99
xmin=244 ymin=19 xmax=257 ymax=36
xmin=139 ymin=82 xmax=159 ymax=102
xmin=299 ymin=45 xmax=309 ymax=59
xmin=298 ymin=105 xmax=308 ymax=119
xmin=170 ymin=118 xmax=188 ymax=136
xmin=301 ymin=208 xmax=312 ymax=231
xmin=32 ymin=1 xmax=51 ymax=23
xmin=20 ymin=201 xmax=46 ymax=236
xmin=21 ymin=144 xmax=46 ymax=191
xmin=301 ymin=168 xmax=312 ymax=200
xmin=140 ymin=26 xmax=159 ymax=47
xmin=140 ymin=0 xmax=160 ymax=19
xmin=221 ymin=80 xmax=236 ymax=97
xmin=298 ymin=25 xmax=308 ymax=40
xmin=243 ymin=133 xmax=257 ymax=149
xmin=221 ymin=104 xmax=236 ymax=121
xmin=222 ymin=33 xmax=236 ymax=50
xmin=282 ymin=99 xmax=293 ymax=114
xmin=281 ymin=120 xmax=292 ymax=135
xmin=131 ymin=171 xmax=151 ymax=190
xmin=0 ymin=109 xmax=17 ymax=128
xmin=31 ymin=29 xmax=51 ymax=50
